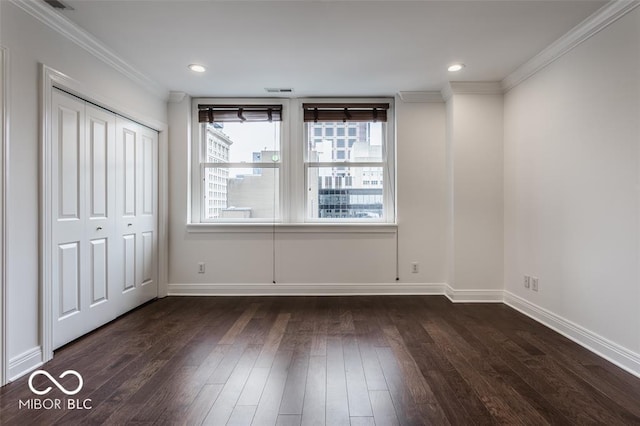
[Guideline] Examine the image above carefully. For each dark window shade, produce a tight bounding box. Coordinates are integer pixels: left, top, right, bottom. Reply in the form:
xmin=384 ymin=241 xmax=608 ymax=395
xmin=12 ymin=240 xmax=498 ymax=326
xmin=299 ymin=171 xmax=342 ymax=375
xmin=198 ymin=104 xmax=283 ymax=123
xmin=303 ymin=103 xmax=389 ymax=123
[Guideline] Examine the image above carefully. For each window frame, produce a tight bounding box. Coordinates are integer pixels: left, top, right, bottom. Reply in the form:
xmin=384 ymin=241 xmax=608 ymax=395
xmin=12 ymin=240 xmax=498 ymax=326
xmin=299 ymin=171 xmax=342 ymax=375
xmin=190 ymin=98 xmax=289 ymax=224
xmin=300 ymin=97 xmax=395 ymax=224
xmin=189 ymin=97 xmax=395 ymax=226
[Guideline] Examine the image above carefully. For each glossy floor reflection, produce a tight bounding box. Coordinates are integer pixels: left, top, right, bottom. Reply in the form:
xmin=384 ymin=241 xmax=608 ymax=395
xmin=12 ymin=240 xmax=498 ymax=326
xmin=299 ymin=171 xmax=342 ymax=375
xmin=1 ymin=296 xmax=639 ymax=425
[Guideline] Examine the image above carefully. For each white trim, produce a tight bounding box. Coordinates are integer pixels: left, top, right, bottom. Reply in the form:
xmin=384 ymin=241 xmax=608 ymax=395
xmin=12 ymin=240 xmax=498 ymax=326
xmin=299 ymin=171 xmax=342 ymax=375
xmin=397 ymin=91 xmax=444 ymax=103
xmin=186 ymin=223 xmax=398 ymax=234
xmin=502 ymin=1 xmax=640 ymax=92
xmin=0 ymin=46 xmax=8 ymax=386
xmin=8 ymin=347 xmax=43 ymax=382
xmin=441 ymin=82 xmax=503 ymax=102
xmin=444 ymin=285 xmax=503 ymax=303
xmin=40 ymin=64 xmax=55 ymax=366
xmin=8 ymin=0 xmax=167 ymax=100
xmin=158 ymin=120 xmax=169 ymax=298
xmin=40 ymin=65 xmax=170 ymax=362
xmin=504 ymin=291 xmax=640 ymax=378
xmin=168 ymin=282 xmax=445 ymax=296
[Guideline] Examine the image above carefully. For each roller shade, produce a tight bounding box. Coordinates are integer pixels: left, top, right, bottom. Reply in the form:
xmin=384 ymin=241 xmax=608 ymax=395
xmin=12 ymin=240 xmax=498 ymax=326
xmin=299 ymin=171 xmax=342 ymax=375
xmin=198 ymin=104 xmax=283 ymax=123
xmin=303 ymin=103 xmax=389 ymax=123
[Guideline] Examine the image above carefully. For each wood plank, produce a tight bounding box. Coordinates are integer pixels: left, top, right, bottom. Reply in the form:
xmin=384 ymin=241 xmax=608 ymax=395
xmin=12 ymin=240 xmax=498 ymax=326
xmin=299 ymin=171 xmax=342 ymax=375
xmin=354 ymin=320 xmax=387 ymax=391
xmin=219 ymin=303 xmax=260 ymax=344
xmin=369 ymin=390 xmax=400 ymax=426
xmin=276 ymin=414 xmax=302 ymax=426
xmin=202 ymin=344 xmax=261 ymax=425
xmin=381 ymin=324 xmax=449 ymax=424
xmin=227 ymin=405 xmax=257 ymax=426
xmin=278 ymin=352 xmax=310 ymax=415
xmin=181 ymin=384 xmax=224 ymax=426
xmin=343 ymin=336 xmax=373 ymax=417
xmin=349 ymin=417 xmax=376 ymax=426
xmin=255 ymin=313 xmax=291 ymax=368
xmin=301 ymin=355 xmax=326 ymax=426
xmin=236 ymin=367 xmax=271 ymax=406
xmin=251 ymin=350 xmax=294 ymax=426
xmin=326 ymin=337 xmax=350 ymax=426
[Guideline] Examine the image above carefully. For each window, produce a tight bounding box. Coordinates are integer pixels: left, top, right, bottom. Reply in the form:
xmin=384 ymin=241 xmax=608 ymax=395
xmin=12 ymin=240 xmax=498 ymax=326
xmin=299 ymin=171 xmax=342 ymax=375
xmin=191 ymin=98 xmax=395 ymax=224
xmin=303 ymin=102 xmax=392 ymax=221
xmin=195 ymin=103 xmax=282 ymax=222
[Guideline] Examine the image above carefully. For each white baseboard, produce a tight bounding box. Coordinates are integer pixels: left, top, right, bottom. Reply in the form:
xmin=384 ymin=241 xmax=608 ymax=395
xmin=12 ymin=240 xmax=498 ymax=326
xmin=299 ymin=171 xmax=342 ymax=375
xmin=504 ymin=291 xmax=640 ymax=379
xmin=445 ymin=284 xmax=504 ymax=303
xmin=168 ymin=282 xmax=446 ymax=296
xmin=8 ymin=346 xmax=43 ymax=382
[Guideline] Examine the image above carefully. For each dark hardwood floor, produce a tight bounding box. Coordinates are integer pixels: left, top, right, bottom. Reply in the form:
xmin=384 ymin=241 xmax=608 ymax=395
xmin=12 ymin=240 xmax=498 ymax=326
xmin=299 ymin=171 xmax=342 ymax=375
xmin=1 ymin=296 xmax=640 ymax=425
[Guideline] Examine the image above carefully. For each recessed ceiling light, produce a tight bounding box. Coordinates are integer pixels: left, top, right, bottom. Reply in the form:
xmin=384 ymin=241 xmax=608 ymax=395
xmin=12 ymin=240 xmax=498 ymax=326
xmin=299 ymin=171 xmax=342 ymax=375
xmin=188 ymin=64 xmax=206 ymax=73
xmin=448 ymin=63 xmax=465 ymax=72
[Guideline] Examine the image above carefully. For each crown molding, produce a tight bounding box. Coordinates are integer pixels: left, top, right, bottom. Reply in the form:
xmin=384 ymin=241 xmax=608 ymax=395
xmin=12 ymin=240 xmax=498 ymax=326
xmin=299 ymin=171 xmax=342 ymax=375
xmin=397 ymin=91 xmax=443 ymax=103
xmin=440 ymin=81 xmax=503 ymax=101
xmin=502 ymin=0 xmax=640 ymax=92
xmin=9 ymin=0 xmax=168 ymax=101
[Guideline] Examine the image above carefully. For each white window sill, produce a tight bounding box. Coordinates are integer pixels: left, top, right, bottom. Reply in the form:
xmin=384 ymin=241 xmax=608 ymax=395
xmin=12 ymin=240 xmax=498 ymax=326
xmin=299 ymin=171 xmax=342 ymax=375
xmin=186 ymin=222 xmax=398 ymax=234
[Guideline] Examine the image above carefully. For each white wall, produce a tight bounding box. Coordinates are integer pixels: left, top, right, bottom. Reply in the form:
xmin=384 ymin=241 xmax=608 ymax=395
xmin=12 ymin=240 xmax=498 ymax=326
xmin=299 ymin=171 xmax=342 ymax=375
xmin=447 ymin=92 xmax=504 ymax=292
xmin=0 ymin=2 xmax=167 ymax=371
xmin=504 ymin=8 xmax=640 ymax=353
xmin=168 ymin=97 xmax=448 ymax=289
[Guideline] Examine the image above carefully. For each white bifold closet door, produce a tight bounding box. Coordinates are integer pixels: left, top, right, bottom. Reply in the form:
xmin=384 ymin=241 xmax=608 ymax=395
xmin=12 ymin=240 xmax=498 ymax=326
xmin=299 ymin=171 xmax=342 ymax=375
xmin=51 ymin=88 xmax=158 ymax=349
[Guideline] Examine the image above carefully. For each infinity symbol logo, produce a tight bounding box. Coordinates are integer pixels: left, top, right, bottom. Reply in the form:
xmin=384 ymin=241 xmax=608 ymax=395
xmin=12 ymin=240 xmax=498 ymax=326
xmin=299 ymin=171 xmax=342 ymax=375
xmin=28 ymin=370 xmax=84 ymax=396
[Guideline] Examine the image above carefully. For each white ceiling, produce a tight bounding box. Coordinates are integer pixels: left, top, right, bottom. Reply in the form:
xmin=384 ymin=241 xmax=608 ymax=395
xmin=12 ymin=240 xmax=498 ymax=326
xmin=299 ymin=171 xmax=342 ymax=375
xmin=59 ymin=0 xmax=606 ymax=97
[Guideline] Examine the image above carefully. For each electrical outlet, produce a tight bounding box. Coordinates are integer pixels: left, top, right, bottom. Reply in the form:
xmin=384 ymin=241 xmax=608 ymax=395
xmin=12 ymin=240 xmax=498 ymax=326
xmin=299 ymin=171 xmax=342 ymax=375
xmin=411 ymin=262 xmax=419 ymax=273
xmin=198 ymin=262 xmax=205 ymax=274
xmin=524 ymin=275 xmax=530 ymax=289
xmin=531 ymin=277 xmax=539 ymax=292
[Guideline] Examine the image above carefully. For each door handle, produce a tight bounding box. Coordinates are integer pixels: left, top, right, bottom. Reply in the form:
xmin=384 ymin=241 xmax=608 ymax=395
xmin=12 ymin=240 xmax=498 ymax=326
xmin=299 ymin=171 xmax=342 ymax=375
xmin=127 ymin=223 xmax=133 ymax=227
xmin=96 ymin=226 xmax=103 ymax=231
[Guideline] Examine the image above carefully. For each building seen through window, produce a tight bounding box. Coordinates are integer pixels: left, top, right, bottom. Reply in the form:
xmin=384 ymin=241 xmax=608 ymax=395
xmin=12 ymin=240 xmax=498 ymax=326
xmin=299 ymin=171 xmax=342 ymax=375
xmin=203 ymin=121 xmax=279 ymax=220
xmin=307 ymin=121 xmax=384 ymax=219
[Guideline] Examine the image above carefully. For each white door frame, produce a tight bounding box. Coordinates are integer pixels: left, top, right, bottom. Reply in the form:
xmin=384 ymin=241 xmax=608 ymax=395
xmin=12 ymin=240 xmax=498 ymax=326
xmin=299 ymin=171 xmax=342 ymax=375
xmin=39 ymin=64 xmax=169 ymax=363
xmin=0 ymin=46 xmax=9 ymax=386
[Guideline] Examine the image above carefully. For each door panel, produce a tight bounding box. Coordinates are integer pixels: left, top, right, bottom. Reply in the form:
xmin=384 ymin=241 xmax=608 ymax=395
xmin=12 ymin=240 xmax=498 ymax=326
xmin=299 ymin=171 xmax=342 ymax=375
xmin=123 ymin=129 xmax=136 ymax=217
xmin=58 ymin=242 xmax=80 ymax=319
xmin=89 ymin=238 xmax=108 ymax=306
xmin=88 ymin=117 xmax=108 ymax=218
xmin=142 ymin=134 xmax=154 ymax=216
xmin=57 ymin=106 xmax=81 ymax=220
xmin=142 ymin=231 xmax=153 ymax=284
xmin=123 ymin=234 xmax=136 ymax=292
